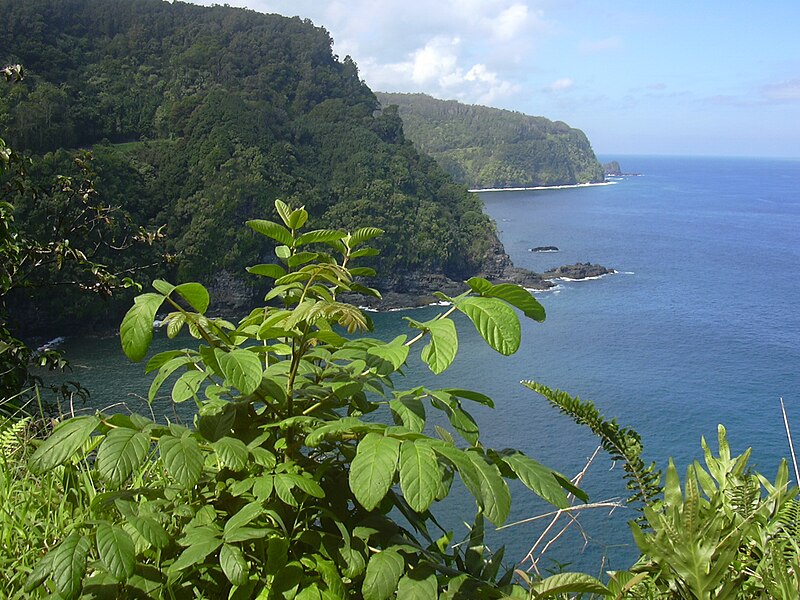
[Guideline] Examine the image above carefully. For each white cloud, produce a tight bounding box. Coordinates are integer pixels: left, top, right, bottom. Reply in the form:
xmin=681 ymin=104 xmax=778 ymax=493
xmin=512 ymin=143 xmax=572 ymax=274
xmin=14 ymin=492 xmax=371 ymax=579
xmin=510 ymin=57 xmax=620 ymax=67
xmin=544 ymin=77 xmax=574 ymax=93
xmin=410 ymin=37 xmax=460 ymax=85
xmin=762 ymin=79 xmax=800 ymax=102
xmin=490 ymin=3 xmax=530 ymax=40
xmin=579 ymin=36 xmax=622 ymax=54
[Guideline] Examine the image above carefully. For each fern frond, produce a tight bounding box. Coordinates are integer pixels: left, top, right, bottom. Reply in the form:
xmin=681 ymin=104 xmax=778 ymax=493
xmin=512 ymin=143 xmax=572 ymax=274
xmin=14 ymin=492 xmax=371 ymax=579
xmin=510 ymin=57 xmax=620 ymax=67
xmin=0 ymin=416 xmax=31 ymax=457
xmin=522 ymin=381 xmax=662 ymax=511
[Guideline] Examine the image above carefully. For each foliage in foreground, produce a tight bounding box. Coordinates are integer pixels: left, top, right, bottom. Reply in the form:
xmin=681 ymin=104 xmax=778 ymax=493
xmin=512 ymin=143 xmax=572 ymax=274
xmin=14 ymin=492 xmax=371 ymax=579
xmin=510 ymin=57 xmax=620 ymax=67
xmin=21 ymin=201 xmax=609 ymax=599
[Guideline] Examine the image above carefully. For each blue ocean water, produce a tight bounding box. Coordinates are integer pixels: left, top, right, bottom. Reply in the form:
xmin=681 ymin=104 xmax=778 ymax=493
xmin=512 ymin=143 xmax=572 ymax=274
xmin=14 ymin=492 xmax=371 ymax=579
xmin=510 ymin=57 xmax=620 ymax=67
xmin=52 ymin=155 xmax=800 ymax=574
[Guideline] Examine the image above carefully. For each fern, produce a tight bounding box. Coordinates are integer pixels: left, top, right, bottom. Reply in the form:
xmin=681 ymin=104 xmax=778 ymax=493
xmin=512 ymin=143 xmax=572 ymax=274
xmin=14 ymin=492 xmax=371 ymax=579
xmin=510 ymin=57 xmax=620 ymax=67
xmin=0 ymin=416 xmax=30 ymax=457
xmin=522 ymin=381 xmax=662 ymax=510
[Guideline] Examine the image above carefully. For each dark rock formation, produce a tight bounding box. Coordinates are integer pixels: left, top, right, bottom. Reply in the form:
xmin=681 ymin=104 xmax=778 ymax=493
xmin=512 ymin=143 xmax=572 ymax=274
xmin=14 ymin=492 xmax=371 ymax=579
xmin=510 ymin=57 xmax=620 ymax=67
xmin=543 ymin=263 xmax=615 ymax=280
xmin=530 ymin=246 xmax=559 ymax=253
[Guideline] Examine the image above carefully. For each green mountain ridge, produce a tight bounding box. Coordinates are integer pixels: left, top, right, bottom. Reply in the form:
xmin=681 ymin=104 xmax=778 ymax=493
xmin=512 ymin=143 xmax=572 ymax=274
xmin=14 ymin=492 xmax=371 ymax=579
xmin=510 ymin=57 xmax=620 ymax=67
xmin=0 ymin=0 xmax=500 ymax=326
xmin=375 ymin=92 xmax=605 ymax=189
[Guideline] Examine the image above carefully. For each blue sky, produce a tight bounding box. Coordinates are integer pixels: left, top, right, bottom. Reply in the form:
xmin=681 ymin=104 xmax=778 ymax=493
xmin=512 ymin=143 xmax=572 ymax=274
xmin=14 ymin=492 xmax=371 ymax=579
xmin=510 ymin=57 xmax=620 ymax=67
xmin=189 ymin=1 xmax=800 ymax=158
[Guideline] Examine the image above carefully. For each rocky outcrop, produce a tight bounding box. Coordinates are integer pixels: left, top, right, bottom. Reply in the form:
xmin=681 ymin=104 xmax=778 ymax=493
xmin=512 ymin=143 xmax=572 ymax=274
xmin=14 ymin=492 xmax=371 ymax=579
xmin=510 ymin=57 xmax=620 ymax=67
xmin=543 ymin=263 xmax=615 ymax=280
xmin=530 ymin=246 xmax=559 ymax=253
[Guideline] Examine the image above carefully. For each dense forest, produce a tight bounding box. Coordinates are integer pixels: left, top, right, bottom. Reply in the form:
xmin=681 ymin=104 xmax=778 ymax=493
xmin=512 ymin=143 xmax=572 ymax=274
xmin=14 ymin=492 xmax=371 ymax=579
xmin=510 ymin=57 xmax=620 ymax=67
xmin=0 ymin=0 xmax=497 ymax=329
xmin=375 ymin=92 xmax=605 ymax=189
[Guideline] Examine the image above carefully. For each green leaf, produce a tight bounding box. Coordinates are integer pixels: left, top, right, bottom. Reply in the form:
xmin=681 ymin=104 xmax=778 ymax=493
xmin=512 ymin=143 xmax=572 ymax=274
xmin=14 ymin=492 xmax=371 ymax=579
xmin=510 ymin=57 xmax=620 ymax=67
xmin=212 ymin=436 xmax=249 ymax=471
xmin=217 ymin=348 xmax=263 ymax=395
xmin=247 ymin=263 xmax=287 ymax=279
xmin=29 ymin=415 xmax=100 ymax=474
xmin=441 ymin=388 xmax=494 ymax=408
xmin=275 ymin=245 xmax=291 ymax=260
xmin=148 ymin=355 xmax=195 ymax=402
xmin=349 ymin=433 xmax=401 ymax=510
xmin=169 ymin=538 xmax=221 ymax=573
xmin=174 ymin=282 xmax=210 ymax=314
xmin=456 ymin=296 xmax=520 ymax=355
xmin=397 ymin=569 xmax=438 ymax=600
xmin=464 ymin=450 xmax=511 ymax=525
xmin=128 ymin=516 xmax=169 ymax=549
xmin=420 ymin=318 xmax=458 ymax=374
xmin=296 ymin=229 xmax=346 ymax=246
xmin=220 ymin=543 xmax=249 ymax=586
xmin=171 ymin=369 xmax=206 ymax=403
xmin=484 ymin=283 xmax=546 ymax=322
xmin=367 ymin=335 xmax=409 ymax=371
xmin=159 ymin=434 xmax=204 ymax=488
xmin=224 ymin=501 xmax=264 ymax=540
xmin=246 ymin=219 xmax=293 ymax=246
xmin=531 ymin=572 xmax=610 ymax=597
xmin=501 ymin=453 xmax=568 ymax=509
xmin=362 ymin=549 xmax=404 ymax=600
xmin=51 ymin=532 xmax=91 ymax=599
xmin=287 ymin=207 xmax=309 ymax=230
xmin=144 ymin=349 xmax=185 ymax=373
xmin=96 ymin=428 xmax=150 ymax=487
xmin=120 ymin=292 xmax=164 ymax=361
xmin=275 ymin=199 xmax=292 ymax=226
xmin=96 ymin=522 xmax=135 ymax=580
xmin=399 ymin=441 xmax=440 ymax=512
xmin=389 ymin=396 xmax=425 ymax=433
xmin=349 ymin=227 xmax=384 ymax=247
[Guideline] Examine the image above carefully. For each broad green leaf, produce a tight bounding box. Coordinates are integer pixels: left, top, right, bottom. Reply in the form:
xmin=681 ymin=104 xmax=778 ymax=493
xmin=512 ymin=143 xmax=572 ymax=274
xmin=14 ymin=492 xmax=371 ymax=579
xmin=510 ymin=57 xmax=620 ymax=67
xmin=148 ymin=355 xmax=195 ymax=402
xmin=399 ymin=441 xmax=440 ymax=512
xmin=441 ymin=388 xmax=494 ymax=408
xmin=349 ymin=433 xmax=400 ymax=510
xmin=275 ymin=245 xmax=291 ymax=260
xmin=456 ymin=296 xmax=520 ymax=356
xmin=362 ymin=549 xmax=404 ymax=600
xmin=501 ymin=453 xmax=568 ymax=509
xmin=212 ymin=436 xmax=249 ymax=471
xmin=171 ymin=369 xmax=206 ymax=403
xmin=531 ymin=572 xmax=610 ymax=597
xmin=296 ymin=229 xmax=346 ymax=246
xmin=349 ymin=267 xmax=376 ymax=277
xmin=397 ymin=569 xmax=438 ymax=600
xmin=349 ymin=247 xmax=380 ymax=258
xmin=174 ymin=282 xmax=210 ymax=314
xmin=464 ymin=450 xmax=511 ymax=525
xmin=96 ymin=522 xmax=135 ymax=580
xmin=51 ymin=532 xmax=91 ymax=600
xmin=151 ymin=279 xmax=175 ymax=296
xmin=349 ymin=227 xmax=384 ymax=247
xmin=29 ymin=415 xmax=100 ymax=474
xmin=367 ymin=335 xmax=409 ymax=371
xmin=665 ymin=459 xmax=682 ymax=508
xmin=465 ymin=276 xmax=493 ymax=295
xmin=246 ymin=219 xmax=293 ymax=246
xmin=247 ymin=263 xmax=286 ymax=279
xmin=96 ymin=428 xmax=150 ymax=487
xmin=484 ymin=283 xmax=545 ymax=322
xmin=128 ymin=516 xmax=169 ymax=549
xmin=145 ymin=349 xmax=185 ymax=373
xmin=420 ymin=318 xmax=458 ymax=374
xmin=224 ymin=501 xmax=264 ymax=539
xmin=24 ymin=546 xmax=55 ymax=592
xmin=287 ymin=207 xmax=309 ymax=229
xmin=220 ymin=543 xmax=249 ymax=586
xmin=275 ymin=199 xmax=292 ymax=226
xmin=217 ymin=348 xmax=263 ymax=395
xmin=159 ymin=434 xmax=204 ymax=488
xmin=120 ymin=292 xmax=164 ymax=361
xmin=389 ymin=396 xmax=425 ymax=433
xmin=169 ymin=538 xmax=221 ymax=572
xmin=432 ymin=444 xmax=483 ymax=511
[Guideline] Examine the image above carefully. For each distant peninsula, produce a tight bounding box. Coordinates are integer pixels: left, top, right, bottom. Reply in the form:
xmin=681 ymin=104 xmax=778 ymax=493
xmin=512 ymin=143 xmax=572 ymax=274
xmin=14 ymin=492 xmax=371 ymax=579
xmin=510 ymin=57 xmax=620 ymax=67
xmin=375 ymin=92 xmax=605 ymax=189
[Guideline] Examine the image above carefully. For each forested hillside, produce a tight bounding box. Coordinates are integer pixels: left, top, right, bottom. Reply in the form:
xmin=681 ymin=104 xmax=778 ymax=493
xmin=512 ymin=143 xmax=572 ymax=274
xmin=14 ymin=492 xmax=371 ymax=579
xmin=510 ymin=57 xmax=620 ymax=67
xmin=0 ymin=0 xmax=495 ymax=327
xmin=376 ymin=92 xmax=605 ymax=189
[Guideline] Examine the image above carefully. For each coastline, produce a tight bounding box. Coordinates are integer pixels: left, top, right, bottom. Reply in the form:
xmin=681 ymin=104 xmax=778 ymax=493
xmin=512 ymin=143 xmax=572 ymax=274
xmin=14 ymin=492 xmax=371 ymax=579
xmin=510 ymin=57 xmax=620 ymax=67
xmin=469 ymin=181 xmax=618 ymax=193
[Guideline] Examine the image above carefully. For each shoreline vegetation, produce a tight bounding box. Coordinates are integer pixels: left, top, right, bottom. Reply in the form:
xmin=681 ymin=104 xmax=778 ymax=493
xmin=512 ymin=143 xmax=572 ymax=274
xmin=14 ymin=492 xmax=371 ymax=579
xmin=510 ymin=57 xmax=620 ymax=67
xmin=469 ymin=180 xmax=618 ymax=193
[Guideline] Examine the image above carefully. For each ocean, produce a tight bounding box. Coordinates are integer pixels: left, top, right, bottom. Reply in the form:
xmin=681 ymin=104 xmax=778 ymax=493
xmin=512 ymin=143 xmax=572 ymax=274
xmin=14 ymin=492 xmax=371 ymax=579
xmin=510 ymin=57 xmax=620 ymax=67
xmin=48 ymin=155 xmax=800 ymax=575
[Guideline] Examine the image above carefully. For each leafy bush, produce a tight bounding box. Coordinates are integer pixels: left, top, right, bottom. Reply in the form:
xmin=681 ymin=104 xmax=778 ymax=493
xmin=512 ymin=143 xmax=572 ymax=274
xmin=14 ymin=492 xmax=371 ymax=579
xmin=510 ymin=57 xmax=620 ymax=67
xmin=22 ymin=201 xmax=609 ymax=599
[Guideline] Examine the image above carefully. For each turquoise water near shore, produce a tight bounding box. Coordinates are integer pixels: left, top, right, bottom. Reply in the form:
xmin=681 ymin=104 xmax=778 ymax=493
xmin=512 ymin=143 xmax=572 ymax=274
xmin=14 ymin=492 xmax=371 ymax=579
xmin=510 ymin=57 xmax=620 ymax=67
xmin=50 ymin=155 xmax=800 ymax=574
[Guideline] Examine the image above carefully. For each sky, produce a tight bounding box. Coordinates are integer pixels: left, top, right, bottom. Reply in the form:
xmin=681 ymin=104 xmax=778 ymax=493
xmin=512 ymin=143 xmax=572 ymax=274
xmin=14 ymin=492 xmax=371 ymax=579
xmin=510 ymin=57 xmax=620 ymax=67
xmin=188 ymin=0 xmax=800 ymax=158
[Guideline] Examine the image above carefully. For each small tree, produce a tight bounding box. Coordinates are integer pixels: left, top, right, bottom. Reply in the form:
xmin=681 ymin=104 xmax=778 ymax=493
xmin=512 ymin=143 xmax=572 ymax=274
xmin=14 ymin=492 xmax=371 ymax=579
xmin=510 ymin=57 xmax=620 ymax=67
xmin=25 ymin=200 xmax=609 ymax=598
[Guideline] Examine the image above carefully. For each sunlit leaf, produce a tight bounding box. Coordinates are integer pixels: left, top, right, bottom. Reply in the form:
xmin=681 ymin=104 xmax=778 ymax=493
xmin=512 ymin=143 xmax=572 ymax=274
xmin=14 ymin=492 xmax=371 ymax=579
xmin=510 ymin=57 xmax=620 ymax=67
xmin=246 ymin=219 xmax=293 ymax=246
xmin=247 ymin=263 xmax=287 ymax=279
xmin=220 ymin=543 xmax=249 ymax=586
xmin=174 ymin=282 xmax=210 ymax=314
xmin=120 ymin=292 xmax=163 ymax=361
xmin=217 ymin=348 xmax=263 ymax=395
xmin=159 ymin=434 xmax=203 ymax=488
xmin=399 ymin=441 xmax=440 ymax=512
xmin=456 ymin=296 xmax=520 ymax=355
xmin=362 ymin=549 xmax=403 ymax=600
xmin=29 ymin=415 xmax=100 ymax=474
xmin=96 ymin=427 xmax=150 ymax=487
xmin=96 ymin=522 xmax=135 ymax=580
xmin=420 ymin=318 xmax=458 ymax=374
xmin=502 ymin=453 xmax=568 ymax=508
xmin=51 ymin=533 xmax=91 ymax=599
xmin=212 ymin=436 xmax=249 ymax=471
xmin=349 ymin=433 xmax=400 ymax=510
